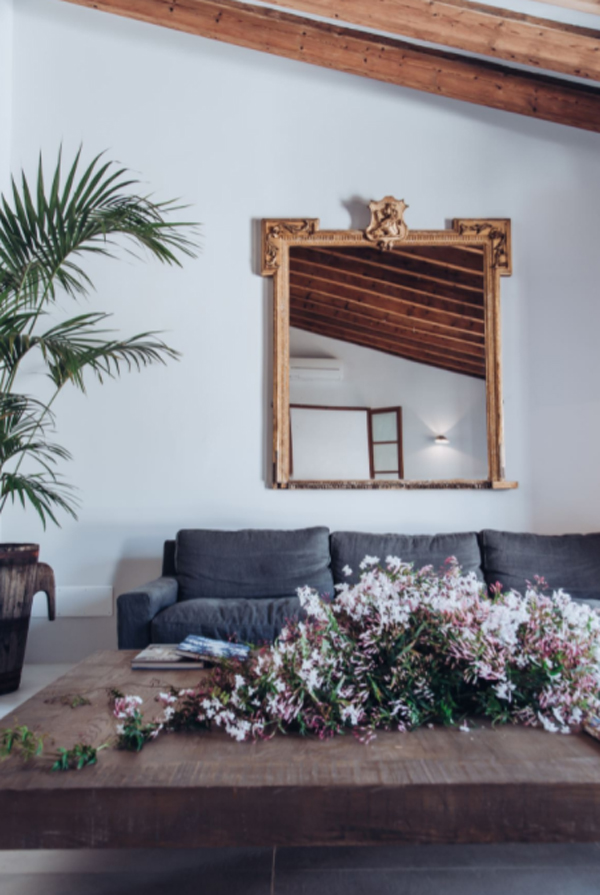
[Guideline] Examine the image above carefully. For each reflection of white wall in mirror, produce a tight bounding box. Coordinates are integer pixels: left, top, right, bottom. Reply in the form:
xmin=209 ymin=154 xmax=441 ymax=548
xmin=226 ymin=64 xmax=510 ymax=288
xmin=290 ymin=407 xmax=370 ymax=480
xmin=289 ymin=328 xmax=487 ymax=481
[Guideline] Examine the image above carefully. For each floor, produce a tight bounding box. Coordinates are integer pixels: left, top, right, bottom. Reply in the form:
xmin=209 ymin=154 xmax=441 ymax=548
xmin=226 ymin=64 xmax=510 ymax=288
xmin=1 ymin=844 xmax=600 ymax=894
xmin=1 ymin=667 xmax=600 ymax=893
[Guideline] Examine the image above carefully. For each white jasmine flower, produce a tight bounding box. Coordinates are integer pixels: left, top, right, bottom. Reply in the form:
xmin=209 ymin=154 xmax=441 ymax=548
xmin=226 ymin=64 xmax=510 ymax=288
xmin=359 ymin=555 xmax=380 ymax=570
xmin=342 ymin=564 xmax=353 ymax=577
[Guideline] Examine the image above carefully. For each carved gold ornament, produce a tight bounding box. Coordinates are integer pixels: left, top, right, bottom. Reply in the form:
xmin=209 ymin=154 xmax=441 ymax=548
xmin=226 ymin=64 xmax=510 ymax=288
xmin=365 ymin=197 xmax=409 ymax=249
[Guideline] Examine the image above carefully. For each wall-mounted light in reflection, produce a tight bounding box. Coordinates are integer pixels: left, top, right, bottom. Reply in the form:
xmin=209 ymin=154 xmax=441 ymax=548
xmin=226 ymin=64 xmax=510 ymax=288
xmin=434 ymin=435 xmax=450 ymax=446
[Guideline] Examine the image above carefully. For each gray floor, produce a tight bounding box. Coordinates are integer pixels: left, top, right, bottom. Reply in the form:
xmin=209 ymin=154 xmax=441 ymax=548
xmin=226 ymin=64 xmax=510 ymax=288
xmin=1 ymin=844 xmax=600 ymax=894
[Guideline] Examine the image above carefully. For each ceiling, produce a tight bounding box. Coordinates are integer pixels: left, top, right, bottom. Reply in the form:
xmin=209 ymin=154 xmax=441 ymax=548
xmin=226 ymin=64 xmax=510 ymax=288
xmin=62 ymin=0 xmax=600 ymax=133
xmin=289 ymin=244 xmax=486 ymax=379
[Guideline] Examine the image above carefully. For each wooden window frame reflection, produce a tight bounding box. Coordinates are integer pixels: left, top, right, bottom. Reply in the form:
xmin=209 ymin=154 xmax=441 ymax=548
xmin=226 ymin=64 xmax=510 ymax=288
xmin=261 ymin=200 xmax=517 ymax=491
xmin=369 ymin=407 xmax=404 ymax=480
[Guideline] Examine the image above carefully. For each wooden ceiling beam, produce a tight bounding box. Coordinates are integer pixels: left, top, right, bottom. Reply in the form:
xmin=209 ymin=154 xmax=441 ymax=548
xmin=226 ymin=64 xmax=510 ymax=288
xmin=290 ymin=266 xmax=485 ymax=321
xmin=310 ymin=246 xmax=485 ymax=291
xmin=289 ymin=286 xmax=486 ymax=343
xmin=291 ymin=308 xmax=485 ymax=366
xmin=387 ymin=245 xmax=485 ymax=275
xmin=291 ymin=318 xmax=486 ymax=378
xmin=290 ymin=273 xmax=486 ymax=334
xmin=61 ymin=0 xmax=600 ymax=133
xmin=291 ymin=314 xmax=487 ymax=374
xmin=290 ymin=300 xmax=486 ymax=359
xmin=263 ymin=0 xmax=600 ymax=83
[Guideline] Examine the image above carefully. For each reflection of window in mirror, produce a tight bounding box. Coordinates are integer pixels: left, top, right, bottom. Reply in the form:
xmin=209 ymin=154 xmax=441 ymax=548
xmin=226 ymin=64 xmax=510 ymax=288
xmin=289 ymin=405 xmax=371 ymax=481
xmin=289 ymin=403 xmax=405 ymax=482
xmin=369 ymin=408 xmax=403 ymax=480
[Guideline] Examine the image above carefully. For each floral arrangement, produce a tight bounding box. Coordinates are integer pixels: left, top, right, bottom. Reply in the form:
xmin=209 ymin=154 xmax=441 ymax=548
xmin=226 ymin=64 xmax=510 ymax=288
xmin=3 ymin=557 xmax=599 ymax=769
xmin=114 ymin=557 xmax=600 ymax=747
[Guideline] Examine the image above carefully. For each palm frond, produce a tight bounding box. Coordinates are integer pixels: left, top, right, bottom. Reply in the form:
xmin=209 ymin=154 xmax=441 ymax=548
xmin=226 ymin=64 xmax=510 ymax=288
xmin=25 ymin=313 xmax=180 ymax=391
xmin=0 ymin=393 xmax=68 ymax=468
xmin=0 ymin=471 xmax=78 ymax=529
xmin=0 ymin=148 xmax=199 ymax=307
xmin=0 ymin=147 xmax=196 ymax=527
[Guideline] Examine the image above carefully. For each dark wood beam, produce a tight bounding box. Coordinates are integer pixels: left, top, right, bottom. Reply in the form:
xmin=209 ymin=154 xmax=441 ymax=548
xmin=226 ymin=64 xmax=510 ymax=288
xmin=307 ymin=247 xmax=485 ymax=293
xmin=290 ymin=300 xmax=486 ymax=359
xmin=389 ymin=245 xmax=485 ymax=275
xmin=263 ymin=0 xmax=600 ymax=83
xmin=289 ymin=286 xmax=487 ymax=344
xmin=291 ymin=310 xmax=486 ymax=371
xmin=61 ymin=0 xmax=600 ymax=133
xmin=290 ymin=265 xmax=485 ymax=320
xmin=289 ymin=273 xmax=486 ymax=334
xmin=291 ymin=317 xmax=486 ymax=378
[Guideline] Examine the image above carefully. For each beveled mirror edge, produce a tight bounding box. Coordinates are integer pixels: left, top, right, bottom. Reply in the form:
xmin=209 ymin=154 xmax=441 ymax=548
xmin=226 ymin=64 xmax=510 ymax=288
xmin=261 ymin=202 xmax=517 ymax=491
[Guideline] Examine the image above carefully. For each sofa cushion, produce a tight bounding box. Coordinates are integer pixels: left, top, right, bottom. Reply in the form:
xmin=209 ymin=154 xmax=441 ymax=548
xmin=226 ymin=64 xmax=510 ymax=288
xmin=175 ymin=527 xmax=334 ymax=602
xmin=151 ymin=596 xmax=303 ymax=645
xmin=331 ymin=531 xmax=484 ymax=586
xmin=481 ymin=530 xmax=600 ymax=604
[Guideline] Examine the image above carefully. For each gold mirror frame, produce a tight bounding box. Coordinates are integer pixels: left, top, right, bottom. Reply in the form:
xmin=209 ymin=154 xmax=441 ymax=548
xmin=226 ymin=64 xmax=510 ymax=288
xmin=261 ymin=198 xmax=517 ymax=490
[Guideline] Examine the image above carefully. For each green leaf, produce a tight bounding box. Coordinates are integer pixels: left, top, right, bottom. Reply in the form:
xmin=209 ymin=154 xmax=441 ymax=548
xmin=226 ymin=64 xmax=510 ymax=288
xmin=0 ymin=147 xmax=198 ymax=527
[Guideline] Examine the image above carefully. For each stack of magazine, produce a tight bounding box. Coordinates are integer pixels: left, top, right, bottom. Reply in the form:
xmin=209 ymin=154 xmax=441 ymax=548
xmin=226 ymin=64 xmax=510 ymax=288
xmin=131 ymin=636 xmax=250 ymax=670
xmin=176 ymin=634 xmax=251 ymax=662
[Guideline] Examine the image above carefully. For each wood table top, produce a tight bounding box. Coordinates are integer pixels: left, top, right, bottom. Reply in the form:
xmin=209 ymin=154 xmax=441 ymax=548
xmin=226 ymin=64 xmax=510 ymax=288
xmin=0 ymin=650 xmax=599 ymax=849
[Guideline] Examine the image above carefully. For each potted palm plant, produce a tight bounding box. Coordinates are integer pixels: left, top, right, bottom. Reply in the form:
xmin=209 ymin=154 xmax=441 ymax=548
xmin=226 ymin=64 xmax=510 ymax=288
xmin=0 ymin=148 xmax=197 ymax=693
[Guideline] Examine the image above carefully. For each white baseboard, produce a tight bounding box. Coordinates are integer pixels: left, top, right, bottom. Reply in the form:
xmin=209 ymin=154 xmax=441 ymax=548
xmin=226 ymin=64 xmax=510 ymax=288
xmin=31 ymin=586 xmax=114 ymax=618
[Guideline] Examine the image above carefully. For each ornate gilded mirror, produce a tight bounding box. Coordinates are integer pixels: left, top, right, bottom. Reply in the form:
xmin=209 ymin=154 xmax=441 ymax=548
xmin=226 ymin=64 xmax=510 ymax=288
xmin=261 ymin=199 xmax=517 ymax=490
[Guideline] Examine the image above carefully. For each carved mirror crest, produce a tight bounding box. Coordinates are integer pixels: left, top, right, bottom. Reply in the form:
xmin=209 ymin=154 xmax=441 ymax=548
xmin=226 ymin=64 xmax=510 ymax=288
xmin=261 ymin=198 xmax=516 ymax=490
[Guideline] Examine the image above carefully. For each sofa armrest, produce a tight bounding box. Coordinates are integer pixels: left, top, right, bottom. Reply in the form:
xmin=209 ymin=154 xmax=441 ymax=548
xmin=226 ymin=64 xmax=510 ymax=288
xmin=117 ymin=577 xmax=179 ymax=649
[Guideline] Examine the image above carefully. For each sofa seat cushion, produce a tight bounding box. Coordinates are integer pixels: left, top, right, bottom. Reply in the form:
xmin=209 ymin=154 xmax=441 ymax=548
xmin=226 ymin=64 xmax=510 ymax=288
xmin=331 ymin=531 xmax=484 ymax=586
xmin=481 ymin=529 xmax=600 ymax=605
xmin=151 ymin=596 xmax=303 ymax=645
xmin=175 ymin=527 xmax=334 ymax=603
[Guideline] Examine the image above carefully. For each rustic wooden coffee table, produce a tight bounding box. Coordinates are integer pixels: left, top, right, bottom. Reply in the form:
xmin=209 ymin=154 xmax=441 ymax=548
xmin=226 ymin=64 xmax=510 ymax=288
xmin=0 ymin=649 xmax=599 ymax=849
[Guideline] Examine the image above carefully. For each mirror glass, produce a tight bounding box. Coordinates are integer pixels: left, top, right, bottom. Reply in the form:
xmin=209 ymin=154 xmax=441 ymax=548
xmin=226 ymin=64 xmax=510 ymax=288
xmin=288 ymin=243 xmax=487 ymax=482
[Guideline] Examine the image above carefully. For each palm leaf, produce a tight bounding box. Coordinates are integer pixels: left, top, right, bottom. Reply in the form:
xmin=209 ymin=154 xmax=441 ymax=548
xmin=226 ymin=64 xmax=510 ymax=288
xmin=0 ymin=471 xmax=78 ymax=529
xmin=0 ymin=147 xmax=197 ymax=527
xmin=0 ymin=148 xmax=199 ymax=307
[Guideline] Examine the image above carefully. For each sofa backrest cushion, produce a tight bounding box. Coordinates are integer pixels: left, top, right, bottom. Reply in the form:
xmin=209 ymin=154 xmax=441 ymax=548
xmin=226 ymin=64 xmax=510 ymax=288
xmin=481 ymin=529 xmax=600 ymax=601
xmin=331 ymin=531 xmax=484 ymax=586
xmin=175 ymin=527 xmax=334 ymax=602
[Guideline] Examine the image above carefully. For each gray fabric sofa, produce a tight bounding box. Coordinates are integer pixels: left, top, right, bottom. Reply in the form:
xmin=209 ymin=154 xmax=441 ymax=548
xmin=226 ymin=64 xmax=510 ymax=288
xmin=117 ymin=527 xmax=600 ymax=649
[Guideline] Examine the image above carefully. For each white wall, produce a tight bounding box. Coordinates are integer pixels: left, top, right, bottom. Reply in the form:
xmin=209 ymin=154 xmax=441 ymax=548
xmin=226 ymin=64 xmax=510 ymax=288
xmin=0 ymin=0 xmax=11 ymax=549
xmin=290 ymin=329 xmax=488 ymax=480
xmin=0 ymin=0 xmax=11 ymax=198
xmin=4 ymin=0 xmax=600 ymax=660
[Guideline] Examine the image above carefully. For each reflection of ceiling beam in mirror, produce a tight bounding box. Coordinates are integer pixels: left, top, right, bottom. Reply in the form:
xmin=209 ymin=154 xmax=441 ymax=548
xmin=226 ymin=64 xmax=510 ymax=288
xmin=326 ymin=248 xmax=485 ymax=293
xmin=289 ymin=287 xmax=485 ymax=342
xmin=289 ymin=302 xmax=485 ymax=360
xmin=387 ymin=245 xmax=485 ymax=275
xmin=290 ymin=242 xmax=487 ymax=380
xmin=290 ymin=319 xmax=487 ymax=378
xmin=292 ymin=249 xmax=485 ymax=305
xmin=290 ymin=270 xmax=484 ymax=327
